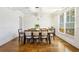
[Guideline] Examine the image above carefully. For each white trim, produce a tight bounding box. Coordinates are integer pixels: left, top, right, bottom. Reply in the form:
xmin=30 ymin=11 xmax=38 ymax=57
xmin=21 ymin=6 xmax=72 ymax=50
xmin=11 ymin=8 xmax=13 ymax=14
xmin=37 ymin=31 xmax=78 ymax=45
xmin=58 ymin=8 xmax=75 ymax=37
xmin=0 ymin=33 xmax=17 ymax=46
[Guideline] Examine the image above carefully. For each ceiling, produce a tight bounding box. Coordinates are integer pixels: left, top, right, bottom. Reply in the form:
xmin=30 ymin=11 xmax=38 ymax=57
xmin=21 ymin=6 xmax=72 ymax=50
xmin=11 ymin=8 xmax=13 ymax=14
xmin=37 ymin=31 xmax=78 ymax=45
xmin=9 ymin=7 xmax=64 ymax=14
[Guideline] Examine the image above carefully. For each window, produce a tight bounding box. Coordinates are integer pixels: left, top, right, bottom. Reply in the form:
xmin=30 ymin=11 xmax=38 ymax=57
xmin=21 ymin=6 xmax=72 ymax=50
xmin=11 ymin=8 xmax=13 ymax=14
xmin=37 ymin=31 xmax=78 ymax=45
xmin=59 ymin=13 xmax=64 ymax=33
xmin=66 ymin=9 xmax=75 ymax=36
xmin=59 ymin=9 xmax=75 ymax=36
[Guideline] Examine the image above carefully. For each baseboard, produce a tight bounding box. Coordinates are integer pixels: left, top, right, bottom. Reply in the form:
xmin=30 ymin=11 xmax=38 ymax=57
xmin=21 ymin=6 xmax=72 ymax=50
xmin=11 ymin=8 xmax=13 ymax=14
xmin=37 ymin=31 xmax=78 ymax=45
xmin=0 ymin=34 xmax=18 ymax=46
xmin=56 ymin=35 xmax=79 ymax=49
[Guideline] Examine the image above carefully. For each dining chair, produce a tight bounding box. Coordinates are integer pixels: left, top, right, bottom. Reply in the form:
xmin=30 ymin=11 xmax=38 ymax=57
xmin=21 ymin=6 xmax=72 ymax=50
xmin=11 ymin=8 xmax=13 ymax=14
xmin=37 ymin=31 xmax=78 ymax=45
xmin=18 ymin=29 xmax=24 ymax=43
xmin=48 ymin=28 xmax=55 ymax=39
xmin=32 ymin=30 xmax=40 ymax=43
xmin=24 ymin=30 xmax=33 ymax=44
xmin=48 ymin=28 xmax=55 ymax=44
xmin=40 ymin=29 xmax=48 ymax=43
xmin=48 ymin=29 xmax=53 ymax=37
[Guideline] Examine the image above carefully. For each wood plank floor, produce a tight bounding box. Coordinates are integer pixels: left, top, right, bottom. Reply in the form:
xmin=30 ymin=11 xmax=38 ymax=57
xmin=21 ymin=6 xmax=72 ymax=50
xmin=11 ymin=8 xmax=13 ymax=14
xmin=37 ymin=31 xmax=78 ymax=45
xmin=0 ymin=36 xmax=79 ymax=52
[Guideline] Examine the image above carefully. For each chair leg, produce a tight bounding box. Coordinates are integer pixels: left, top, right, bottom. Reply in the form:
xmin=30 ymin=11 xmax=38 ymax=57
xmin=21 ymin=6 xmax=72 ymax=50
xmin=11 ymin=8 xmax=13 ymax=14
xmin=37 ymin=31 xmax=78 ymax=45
xmin=49 ymin=37 xmax=51 ymax=44
xmin=33 ymin=38 xmax=34 ymax=43
xmin=18 ymin=37 xmax=21 ymax=45
xmin=24 ymin=38 xmax=26 ymax=44
xmin=19 ymin=38 xmax=20 ymax=42
xmin=39 ymin=37 xmax=42 ymax=43
xmin=19 ymin=35 xmax=20 ymax=42
xmin=27 ymin=39 xmax=31 ymax=43
xmin=48 ymin=35 xmax=51 ymax=44
xmin=46 ymin=38 xmax=48 ymax=43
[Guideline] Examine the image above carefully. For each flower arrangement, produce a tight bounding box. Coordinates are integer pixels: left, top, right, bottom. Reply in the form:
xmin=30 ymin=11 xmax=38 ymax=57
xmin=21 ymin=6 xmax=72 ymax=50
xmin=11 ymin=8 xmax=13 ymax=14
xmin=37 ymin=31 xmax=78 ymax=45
xmin=35 ymin=24 xmax=40 ymax=29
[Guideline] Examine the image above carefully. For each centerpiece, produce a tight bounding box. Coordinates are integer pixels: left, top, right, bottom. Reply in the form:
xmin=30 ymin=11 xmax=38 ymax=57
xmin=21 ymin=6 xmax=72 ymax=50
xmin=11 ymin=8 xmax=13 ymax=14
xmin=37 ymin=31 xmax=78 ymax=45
xmin=35 ymin=24 xmax=40 ymax=30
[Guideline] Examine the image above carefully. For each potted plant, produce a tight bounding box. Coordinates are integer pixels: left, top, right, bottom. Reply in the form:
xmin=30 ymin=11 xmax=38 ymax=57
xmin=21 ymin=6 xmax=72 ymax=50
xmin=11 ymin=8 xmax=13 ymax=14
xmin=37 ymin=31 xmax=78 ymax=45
xmin=35 ymin=24 xmax=40 ymax=29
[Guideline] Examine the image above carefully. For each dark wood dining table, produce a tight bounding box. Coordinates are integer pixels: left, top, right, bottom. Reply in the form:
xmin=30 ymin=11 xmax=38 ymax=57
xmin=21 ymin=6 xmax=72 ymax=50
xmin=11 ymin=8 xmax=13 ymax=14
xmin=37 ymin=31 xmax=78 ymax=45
xmin=23 ymin=28 xmax=55 ymax=44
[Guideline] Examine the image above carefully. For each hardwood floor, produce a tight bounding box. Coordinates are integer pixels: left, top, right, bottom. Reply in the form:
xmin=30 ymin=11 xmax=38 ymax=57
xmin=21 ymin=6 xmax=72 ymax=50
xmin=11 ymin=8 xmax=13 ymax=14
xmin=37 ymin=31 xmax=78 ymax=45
xmin=0 ymin=36 xmax=79 ymax=52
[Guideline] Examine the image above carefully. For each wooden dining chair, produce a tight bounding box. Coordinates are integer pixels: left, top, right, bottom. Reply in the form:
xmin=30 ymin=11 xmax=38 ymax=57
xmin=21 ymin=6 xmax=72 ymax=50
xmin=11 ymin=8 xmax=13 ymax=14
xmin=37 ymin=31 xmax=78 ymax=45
xmin=40 ymin=29 xmax=48 ymax=43
xmin=24 ymin=30 xmax=33 ymax=44
xmin=18 ymin=29 xmax=24 ymax=43
xmin=48 ymin=29 xmax=53 ymax=37
xmin=32 ymin=30 xmax=40 ymax=43
xmin=48 ymin=28 xmax=55 ymax=39
xmin=47 ymin=28 xmax=55 ymax=44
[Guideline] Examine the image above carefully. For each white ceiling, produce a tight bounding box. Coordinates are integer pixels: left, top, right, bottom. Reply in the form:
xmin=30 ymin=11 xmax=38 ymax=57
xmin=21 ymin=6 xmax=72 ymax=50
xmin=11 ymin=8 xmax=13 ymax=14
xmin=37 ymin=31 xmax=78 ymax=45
xmin=30 ymin=7 xmax=64 ymax=13
xmin=9 ymin=7 xmax=64 ymax=14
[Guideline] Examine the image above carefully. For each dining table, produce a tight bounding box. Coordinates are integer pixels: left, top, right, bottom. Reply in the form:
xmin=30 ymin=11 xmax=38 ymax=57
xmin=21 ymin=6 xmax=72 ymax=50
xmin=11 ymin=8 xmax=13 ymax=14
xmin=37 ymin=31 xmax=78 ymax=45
xmin=23 ymin=28 xmax=55 ymax=44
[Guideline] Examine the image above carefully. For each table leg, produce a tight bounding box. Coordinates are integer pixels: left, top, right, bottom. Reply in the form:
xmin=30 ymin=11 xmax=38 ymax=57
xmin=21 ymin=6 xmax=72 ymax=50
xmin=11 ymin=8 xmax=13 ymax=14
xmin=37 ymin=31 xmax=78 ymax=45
xmin=24 ymin=33 xmax=26 ymax=44
xmin=48 ymin=33 xmax=51 ymax=44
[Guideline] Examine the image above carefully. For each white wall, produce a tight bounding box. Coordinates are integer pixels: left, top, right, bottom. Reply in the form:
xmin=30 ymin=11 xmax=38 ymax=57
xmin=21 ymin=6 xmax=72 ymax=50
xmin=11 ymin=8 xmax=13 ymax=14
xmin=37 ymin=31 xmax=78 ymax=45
xmin=75 ymin=7 xmax=79 ymax=48
xmin=22 ymin=13 xmax=51 ymax=30
xmin=0 ymin=8 xmax=23 ymax=46
xmin=39 ymin=13 xmax=51 ymax=28
xmin=22 ymin=13 xmax=36 ymax=29
xmin=0 ymin=7 xmax=52 ymax=46
xmin=51 ymin=8 xmax=79 ymax=48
